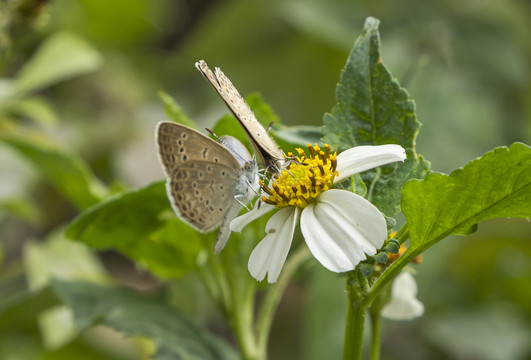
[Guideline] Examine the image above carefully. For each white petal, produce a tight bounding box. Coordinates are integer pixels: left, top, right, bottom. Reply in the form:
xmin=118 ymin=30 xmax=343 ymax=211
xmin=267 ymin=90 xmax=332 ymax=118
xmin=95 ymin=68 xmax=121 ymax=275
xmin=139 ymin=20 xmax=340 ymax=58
xmin=300 ymin=190 xmax=387 ymax=273
xmin=248 ymin=207 xmax=299 ymax=283
xmin=335 ymin=145 xmax=406 ymax=183
xmin=230 ymin=203 xmax=275 ymax=232
xmin=381 ymin=272 xmax=424 ymax=321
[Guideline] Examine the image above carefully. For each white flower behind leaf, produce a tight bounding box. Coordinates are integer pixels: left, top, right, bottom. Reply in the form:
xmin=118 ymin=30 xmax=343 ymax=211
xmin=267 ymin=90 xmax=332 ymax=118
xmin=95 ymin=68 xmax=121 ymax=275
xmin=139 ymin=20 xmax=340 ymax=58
xmin=381 ymin=271 xmax=424 ymax=321
xmin=231 ymin=143 xmax=406 ymax=283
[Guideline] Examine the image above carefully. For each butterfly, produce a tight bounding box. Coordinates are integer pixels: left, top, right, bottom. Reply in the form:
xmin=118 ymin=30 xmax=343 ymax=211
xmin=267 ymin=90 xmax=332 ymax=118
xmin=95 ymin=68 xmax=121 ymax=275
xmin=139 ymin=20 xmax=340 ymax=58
xmin=156 ymin=121 xmax=259 ymax=253
xmin=195 ymin=60 xmax=285 ymax=174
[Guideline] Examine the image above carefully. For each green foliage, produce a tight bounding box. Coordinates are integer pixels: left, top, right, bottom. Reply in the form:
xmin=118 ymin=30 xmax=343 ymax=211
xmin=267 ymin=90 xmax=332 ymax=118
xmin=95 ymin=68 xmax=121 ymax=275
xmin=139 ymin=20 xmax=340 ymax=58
xmin=1 ymin=135 xmax=107 ymax=210
xmin=322 ymin=17 xmax=430 ymax=216
xmin=374 ymin=143 xmax=531 ymax=305
xmin=158 ymin=91 xmax=196 ymax=128
xmin=52 ymin=281 xmax=239 ymax=360
xmin=4 ymin=97 xmax=58 ymax=126
xmin=65 ymin=181 xmax=203 ymax=279
xmin=0 ymin=197 xmax=40 ymax=224
xmin=246 ymin=92 xmax=282 ymax=127
xmin=272 ymin=124 xmax=322 ymax=147
xmin=1 ymin=1 xmax=531 ymax=358
xmin=402 ymin=143 xmax=531 ymax=251
xmin=12 ymin=31 xmax=103 ymax=97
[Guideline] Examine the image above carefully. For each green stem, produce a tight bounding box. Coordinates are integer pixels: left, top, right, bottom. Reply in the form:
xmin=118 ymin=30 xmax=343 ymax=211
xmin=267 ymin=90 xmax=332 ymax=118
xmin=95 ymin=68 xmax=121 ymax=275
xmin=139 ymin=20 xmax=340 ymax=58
xmin=366 ymin=168 xmax=381 ymax=203
xmin=222 ymin=252 xmax=261 ymax=360
xmin=256 ymin=246 xmax=311 ymax=354
xmin=232 ymin=281 xmax=260 ymax=360
xmin=369 ymin=305 xmax=382 ymax=360
xmin=197 ymin=250 xmax=231 ymax=316
xmin=392 ymin=224 xmax=410 ymax=245
xmin=343 ymin=272 xmax=369 ymax=360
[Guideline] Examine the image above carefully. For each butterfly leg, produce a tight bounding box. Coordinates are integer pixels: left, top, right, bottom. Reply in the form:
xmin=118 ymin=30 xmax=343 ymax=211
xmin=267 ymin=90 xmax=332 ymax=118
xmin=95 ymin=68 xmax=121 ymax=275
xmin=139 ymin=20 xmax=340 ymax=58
xmin=234 ymin=194 xmax=252 ymax=211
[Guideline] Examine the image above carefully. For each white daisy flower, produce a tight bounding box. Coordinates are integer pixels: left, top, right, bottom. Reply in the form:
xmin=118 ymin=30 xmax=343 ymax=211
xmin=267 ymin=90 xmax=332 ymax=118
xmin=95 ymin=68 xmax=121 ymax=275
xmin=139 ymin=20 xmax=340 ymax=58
xmin=231 ymin=143 xmax=406 ymax=283
xmin=381 ymin=271 xmax=424 ymax=320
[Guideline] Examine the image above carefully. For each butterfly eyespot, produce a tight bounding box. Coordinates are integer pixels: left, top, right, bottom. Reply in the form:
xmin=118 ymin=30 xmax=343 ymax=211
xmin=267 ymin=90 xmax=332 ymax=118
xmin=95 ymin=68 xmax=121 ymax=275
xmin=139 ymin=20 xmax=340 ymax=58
xmin=181 ymin=133 xmax=188 ymax=139
xmin=182 ymin=154 xmax=188 ymax=161
xmin=177 ymin=140 xmax=183 ymax=146
xmin=214 ymin=158 xmax=219 ymax=163
xmin=179 ymin=147 xmax=184 ymax=153
xmin=181 ymin=204 xmax=188 ymax=211
xmin=207 ymin=165 xmax=212 ymax=172
xmin=218 ymin=207 xmax=223 ymax=212
xmin=209 ymin=206 xmax=215 ymax=212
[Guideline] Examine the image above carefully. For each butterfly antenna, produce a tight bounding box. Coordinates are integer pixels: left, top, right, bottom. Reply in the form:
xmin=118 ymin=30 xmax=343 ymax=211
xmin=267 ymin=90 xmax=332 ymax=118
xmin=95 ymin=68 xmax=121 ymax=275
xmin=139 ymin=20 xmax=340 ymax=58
xmin=205 ymin=128 xmax=219 ymax=140
xmin=267 ymin=121 xmax=274 ymax=132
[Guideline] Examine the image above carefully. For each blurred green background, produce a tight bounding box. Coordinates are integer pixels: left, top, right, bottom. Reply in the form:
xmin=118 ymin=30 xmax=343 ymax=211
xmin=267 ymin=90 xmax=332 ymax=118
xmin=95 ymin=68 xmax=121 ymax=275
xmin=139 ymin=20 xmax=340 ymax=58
xmin=1 ymin=0 xmax=530 ymax=359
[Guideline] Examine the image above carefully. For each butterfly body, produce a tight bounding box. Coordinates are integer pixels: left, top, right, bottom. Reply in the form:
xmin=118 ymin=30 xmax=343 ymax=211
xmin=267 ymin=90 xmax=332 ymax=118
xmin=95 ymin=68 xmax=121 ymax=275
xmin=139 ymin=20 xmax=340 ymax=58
xmin=156 ymin=121 xmax=258 ymax=253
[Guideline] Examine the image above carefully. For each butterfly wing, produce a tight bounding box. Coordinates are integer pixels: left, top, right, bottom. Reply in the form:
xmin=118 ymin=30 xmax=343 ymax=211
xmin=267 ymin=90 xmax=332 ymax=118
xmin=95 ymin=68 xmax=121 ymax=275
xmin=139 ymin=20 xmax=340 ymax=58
xmin=167 ymin=160 xmax=241 ymax=233
xmin=195 ymin=60 xmax=283 ymax=170
xmin=157 ymin=121 xmax=258 ymax=253
xmin=156 ymin=121 xmax=242 ymax=176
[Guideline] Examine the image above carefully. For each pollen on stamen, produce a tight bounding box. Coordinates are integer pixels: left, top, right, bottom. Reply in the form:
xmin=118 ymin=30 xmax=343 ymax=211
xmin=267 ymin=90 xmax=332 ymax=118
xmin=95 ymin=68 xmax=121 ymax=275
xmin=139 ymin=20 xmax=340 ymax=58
xmin=331 ymin=157 xmax=338 ymax=172
xmin=307 ymin=144 xmax=315 ymax=159
xmin=320 ymin=151 xmax=327 ymax=165
xmin=324 ymin=144 xmax=331 ymax=158
xmin=308 ymin=169 xmax=317 ymax=186
xmin=261 ymin=184 xmax=273 ymax=196
xmin=262 ymin=143 xmax=339 ymax=209
xmin=262 ymin=196 xmax=276 ymax=205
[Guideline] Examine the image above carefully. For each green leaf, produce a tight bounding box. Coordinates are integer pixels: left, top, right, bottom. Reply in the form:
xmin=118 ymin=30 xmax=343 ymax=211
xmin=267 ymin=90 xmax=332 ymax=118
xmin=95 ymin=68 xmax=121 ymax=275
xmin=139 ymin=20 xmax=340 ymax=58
xmin=2 ymin=135 xmax=107 ymax=210
xmin=0 ymin=198 xmax=40 ymax=224
xmin=245 ymin=93 xmax=307 ymax=154
xmin=273 ymin=124 xmax=323 ymax=147
xmin=158 ymin=91 xmax=196 ymax=128
xmin=245 ymin=92 xmax=281 ymax=127
xmin=322 ymin=17 xmax=429 ymax=215
xmin=52 ymin=281 xmax=238 ymax=360
xmin=4 ymin=97 xmax=58 ymax=126
xmin=13 ymin=32 xmax=103 ymax=96
xmin=402 ymin=143 xmax=531 ymax=252
xmin=212 ymin=115 xmax=250 ymax=147
xmin=23 ymin=234 xmax=107 ymax=292
xmin=65 ymin=181 xmax=203 ymax=279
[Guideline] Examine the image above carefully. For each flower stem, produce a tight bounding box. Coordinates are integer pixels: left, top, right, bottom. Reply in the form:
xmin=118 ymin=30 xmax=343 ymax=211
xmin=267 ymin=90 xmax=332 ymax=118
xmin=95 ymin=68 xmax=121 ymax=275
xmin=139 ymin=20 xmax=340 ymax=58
xmin=256 ymin=246 xmax=311 ymax=356
xmin=369 ymin=303 xmax=383 ymax=360
xmin=221 ymin=251 xmax=261 ymax=360
xmin=343 ymin=272 xmax=369 ymax=360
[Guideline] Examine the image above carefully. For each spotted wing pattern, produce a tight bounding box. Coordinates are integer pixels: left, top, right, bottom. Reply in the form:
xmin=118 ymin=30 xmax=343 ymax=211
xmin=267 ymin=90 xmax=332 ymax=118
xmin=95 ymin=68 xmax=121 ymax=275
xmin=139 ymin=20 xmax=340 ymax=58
xmin=156 ymin=122 xmax=244 ymax=231
xmin=168 ymin=161 xmax=240 ymax=231
xmin=157 ymin=121 xmax=242 ymax=175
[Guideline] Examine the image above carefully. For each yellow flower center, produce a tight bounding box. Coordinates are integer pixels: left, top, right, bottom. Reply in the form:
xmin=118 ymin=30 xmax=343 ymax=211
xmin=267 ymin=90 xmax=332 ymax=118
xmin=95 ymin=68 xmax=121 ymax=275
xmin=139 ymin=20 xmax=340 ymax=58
xmin=261 ymin=144 xmax=339 ymax=208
